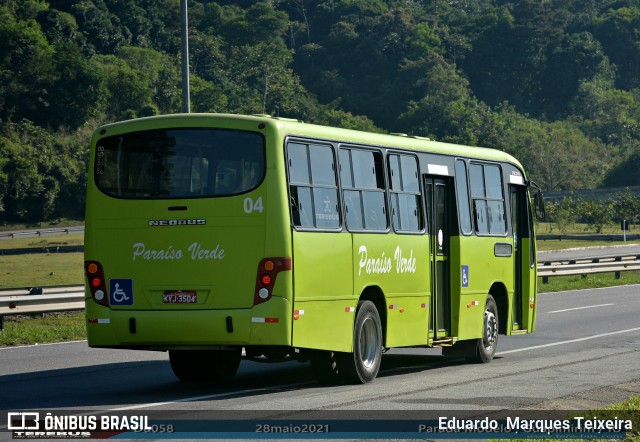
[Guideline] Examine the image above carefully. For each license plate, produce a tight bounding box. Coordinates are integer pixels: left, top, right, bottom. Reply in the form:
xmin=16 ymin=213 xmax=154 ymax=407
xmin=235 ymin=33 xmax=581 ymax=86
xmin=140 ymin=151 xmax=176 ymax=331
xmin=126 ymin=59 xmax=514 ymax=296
xmin=163 ymin=291 xmax=197 ymax=304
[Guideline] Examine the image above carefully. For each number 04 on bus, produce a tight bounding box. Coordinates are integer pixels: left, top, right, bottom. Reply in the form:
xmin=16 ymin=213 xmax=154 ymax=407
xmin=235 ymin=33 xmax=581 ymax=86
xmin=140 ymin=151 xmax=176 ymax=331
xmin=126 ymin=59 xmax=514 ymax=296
xmin=84 ymin=114 xmax=544 ymax=384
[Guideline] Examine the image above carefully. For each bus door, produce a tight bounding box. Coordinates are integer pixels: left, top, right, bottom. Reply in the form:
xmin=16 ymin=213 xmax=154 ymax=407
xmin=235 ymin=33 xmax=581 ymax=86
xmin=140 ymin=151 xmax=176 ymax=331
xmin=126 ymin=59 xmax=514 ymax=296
xmin=424 ymin=176 xmax=451 ymax=339
xmin=509 ymin=184 xmax=527 ymax=329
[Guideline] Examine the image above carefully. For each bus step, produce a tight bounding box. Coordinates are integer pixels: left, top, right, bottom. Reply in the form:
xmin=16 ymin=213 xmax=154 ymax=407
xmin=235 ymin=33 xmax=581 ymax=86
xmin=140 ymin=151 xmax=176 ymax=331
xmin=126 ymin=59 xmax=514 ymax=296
xmin=431 ymin=338 xmax=455 ymax=346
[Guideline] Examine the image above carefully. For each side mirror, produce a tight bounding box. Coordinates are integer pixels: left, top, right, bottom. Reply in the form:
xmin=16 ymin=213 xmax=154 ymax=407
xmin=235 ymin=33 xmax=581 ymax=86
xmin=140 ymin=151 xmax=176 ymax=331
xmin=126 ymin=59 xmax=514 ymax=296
xmin=529 ymin=181 xmax=546 ymax=221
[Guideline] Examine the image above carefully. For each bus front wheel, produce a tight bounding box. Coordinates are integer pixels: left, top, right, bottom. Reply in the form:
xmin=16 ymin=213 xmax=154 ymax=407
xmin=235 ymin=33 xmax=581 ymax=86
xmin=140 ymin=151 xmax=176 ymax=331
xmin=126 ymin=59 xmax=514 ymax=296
xmin=169 ymin=348 xmax=241 ymax=382
xmin=467 ymin=295 xmax=499 ymax=363
xmin=338 ymin=300 xmax=383 ymax=384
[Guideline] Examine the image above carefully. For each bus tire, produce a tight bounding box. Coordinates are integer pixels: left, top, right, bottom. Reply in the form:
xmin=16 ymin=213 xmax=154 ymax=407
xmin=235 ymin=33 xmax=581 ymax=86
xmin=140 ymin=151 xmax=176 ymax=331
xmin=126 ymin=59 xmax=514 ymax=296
xmin=466 ymin=295 xmax=499 ymax=363
xmin=169 ymin=348 xmax=241 ymax=382
xmin=338 ymin=300 xmax=383 ymax=384
xmin=308 ymin=350 xmax=341 ymax=384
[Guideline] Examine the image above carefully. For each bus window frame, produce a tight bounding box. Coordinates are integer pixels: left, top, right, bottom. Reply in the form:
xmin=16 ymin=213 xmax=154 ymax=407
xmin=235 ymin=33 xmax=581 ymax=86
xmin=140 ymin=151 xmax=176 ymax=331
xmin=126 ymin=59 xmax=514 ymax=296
xmin=469 ymin=161 xmax=509 ymax=238
xmin=338 ymin=144 xmax=390 ymax=234
xmin=285 ymin=138 xmax=343 ymax=233
xmin=386 ymin=150 xmax=426 ymax=235
xmin=453 ymin=158 xmax=474 ymax=236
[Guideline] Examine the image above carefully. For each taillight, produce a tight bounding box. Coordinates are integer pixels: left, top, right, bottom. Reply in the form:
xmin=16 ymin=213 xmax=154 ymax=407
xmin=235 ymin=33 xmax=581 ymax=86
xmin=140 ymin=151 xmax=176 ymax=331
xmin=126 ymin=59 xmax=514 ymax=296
xmin=254 ymin=257 xmax=291 ymax=305
xmin=85 ymin=261 xmax=108 ymax=306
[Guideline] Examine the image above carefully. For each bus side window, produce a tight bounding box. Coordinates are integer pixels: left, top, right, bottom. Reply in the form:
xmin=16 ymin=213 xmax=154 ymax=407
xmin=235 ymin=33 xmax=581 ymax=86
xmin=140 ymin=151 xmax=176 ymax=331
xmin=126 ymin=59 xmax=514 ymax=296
xmin=389 ymin=154 xmax=422 ymax=232
xmin=287 ymin=142 xmax=339 ymax=229
xmin=454 ymin=159 xmax=473 ymax=235
xmin=341 ymin=150 xmax=364 ymax=229
xmin=470 ymin=163 xmax=506 ymax=235
xmin=341 ymin=148 xmax=388 ymax=231
xmin=290 ymin=186 xmax=313 ymax=227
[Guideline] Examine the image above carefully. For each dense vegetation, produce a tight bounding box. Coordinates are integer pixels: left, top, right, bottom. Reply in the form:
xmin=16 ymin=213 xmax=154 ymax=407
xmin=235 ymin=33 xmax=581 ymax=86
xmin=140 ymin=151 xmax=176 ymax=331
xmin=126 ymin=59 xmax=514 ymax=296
xmin=1 ymin=0 xmax=640 ymax=224
xmin=546 ymin=189 xmax=640 ymax=233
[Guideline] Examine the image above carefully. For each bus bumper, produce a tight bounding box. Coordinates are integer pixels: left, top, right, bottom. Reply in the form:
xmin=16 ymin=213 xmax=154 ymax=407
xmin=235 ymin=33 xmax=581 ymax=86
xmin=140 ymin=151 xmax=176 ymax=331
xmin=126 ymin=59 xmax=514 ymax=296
xmin=85 ymin=296 xmax=292 ymax=349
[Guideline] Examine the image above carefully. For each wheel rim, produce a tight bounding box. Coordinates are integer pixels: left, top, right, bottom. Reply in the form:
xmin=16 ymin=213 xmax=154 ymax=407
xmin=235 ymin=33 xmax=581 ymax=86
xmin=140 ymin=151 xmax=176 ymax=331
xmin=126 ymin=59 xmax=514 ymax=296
xmin=483 ymin=310 xmax=497 ymax=350
xmin=358 ymin=317 xmax=379 ymax=369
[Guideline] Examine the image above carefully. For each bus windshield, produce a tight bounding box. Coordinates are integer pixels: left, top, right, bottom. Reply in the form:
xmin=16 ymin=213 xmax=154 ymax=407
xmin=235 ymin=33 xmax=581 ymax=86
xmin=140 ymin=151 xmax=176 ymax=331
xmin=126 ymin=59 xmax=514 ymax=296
xmin=94 ymin=128 xmax=265 ymax=199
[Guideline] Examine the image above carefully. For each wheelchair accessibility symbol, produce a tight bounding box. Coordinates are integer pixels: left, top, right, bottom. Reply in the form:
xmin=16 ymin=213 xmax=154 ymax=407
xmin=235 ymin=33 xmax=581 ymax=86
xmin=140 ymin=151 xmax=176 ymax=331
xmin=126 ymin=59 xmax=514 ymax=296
xmin=110 ymin=279 xmax=133 ymax=305
xmin=461 ymin=265 xmax=469 ymax=288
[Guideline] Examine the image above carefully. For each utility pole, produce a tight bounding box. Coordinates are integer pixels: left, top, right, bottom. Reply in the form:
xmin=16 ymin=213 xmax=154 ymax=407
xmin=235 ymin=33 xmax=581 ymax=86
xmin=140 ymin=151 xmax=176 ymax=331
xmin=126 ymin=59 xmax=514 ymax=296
xmin=181 ymin=0 xmax=190 ymax=113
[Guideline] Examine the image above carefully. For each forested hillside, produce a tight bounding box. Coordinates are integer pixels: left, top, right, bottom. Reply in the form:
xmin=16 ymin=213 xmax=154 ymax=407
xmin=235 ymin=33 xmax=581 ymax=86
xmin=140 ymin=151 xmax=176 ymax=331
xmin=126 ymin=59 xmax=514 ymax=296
xmin=1 ymin=0 xmax=640 ymax=224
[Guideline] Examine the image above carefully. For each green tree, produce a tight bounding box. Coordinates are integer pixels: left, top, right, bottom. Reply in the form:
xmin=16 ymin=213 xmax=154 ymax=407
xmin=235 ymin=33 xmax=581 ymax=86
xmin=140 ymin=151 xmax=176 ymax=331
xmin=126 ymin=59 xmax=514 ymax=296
xmin=546 ymin=196 xmax=580 ymax=234
xmin=226 ymin=42 xmax=309 ymax=115
xmin=397 ymin=61 xmax=482 ymax=142
xmin=117 ymin=47 xmax=181 ymax=114
xmin=541 ymin=32 xmax=609 ymax=119
xmin=570 ymin=77 xmax=640 ymax=148
xmin=613 ymin=188 xmax=640 ymax=224
xmin=196 ymin=2 xmax=288 ymax=46
xmin=47 ymin=42 xmax=107 ymax=129
xmin=604 ymin=145 xmax=640 ymax=187
xmin=0 ymin=4 xmax=55 ymax=126
xmin=190 ymin=76 xmax=228 ymax=113
xmin=315 ymin=108 xmax=383 ymax=133
xmin=592 ymin=6 xmax=640 ymax=90
xmin=91 ymin=48 xmax=181 ymax=119
xmin=486 ymin=106 xmax=611 ymax=192
xmin=70 ymin=0 xmax=131 ymax=54
xmin=36 ymin=8 xmax=87 ymax=49
xmin=0 ymin=121 xmax=57 ymax=222
xmin=578 ymin=198 xmax=615 ymax=233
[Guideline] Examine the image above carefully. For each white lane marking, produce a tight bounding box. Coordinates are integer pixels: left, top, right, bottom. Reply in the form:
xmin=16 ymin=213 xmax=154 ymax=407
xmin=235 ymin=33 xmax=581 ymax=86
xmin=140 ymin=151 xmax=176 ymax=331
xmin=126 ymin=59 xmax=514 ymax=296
xmin=0 ymin=340 xmax=87 ymax=350
xmin=547 ymin=303 xmax=613 ymax=314
xmin=497 ymin=327 xmax=640 ymax=355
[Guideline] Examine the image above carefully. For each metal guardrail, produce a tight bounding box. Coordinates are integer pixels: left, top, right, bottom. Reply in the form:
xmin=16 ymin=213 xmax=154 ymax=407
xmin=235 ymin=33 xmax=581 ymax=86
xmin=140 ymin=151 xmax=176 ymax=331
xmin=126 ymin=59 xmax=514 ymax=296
xmin=0 ymin=285 xmax=85 ymax=330
xmin=0 ymin=227 xmax=84 ymax=239
xmin=0 ymin=284 xmax=85 ymax=297
xmin=538 ymin=253 xmax=640 ymax=282
xmin=1 ymin=252 xmax=639 ymax=329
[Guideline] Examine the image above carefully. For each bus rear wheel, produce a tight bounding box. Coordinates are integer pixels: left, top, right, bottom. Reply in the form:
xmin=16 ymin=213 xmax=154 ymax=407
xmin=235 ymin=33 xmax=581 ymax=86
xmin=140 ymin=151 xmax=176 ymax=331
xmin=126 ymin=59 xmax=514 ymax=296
xmin=338 ymin=300 xmax=383 ymax=384
xmin=169 ymin=348 xmax=241 ymax=382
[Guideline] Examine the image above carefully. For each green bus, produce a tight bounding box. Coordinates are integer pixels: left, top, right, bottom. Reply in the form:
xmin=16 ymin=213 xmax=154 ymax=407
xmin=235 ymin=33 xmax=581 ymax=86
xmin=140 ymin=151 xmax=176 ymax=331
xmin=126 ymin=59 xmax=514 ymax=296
xmin=84 ymin=113 xmax=543 ymax=384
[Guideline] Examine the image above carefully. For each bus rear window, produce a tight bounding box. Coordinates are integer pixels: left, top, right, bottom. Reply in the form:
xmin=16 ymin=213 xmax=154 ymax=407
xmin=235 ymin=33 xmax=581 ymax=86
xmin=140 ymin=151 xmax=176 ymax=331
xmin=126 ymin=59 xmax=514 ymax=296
xmin=94 ymin=128 xmax=265 ymax=199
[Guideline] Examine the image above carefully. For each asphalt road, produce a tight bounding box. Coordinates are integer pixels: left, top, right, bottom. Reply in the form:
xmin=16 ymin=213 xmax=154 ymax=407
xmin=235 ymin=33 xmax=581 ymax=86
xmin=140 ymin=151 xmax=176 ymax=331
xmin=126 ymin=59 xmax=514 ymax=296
xmin=1 ymin=285 xmax=639 ymax=422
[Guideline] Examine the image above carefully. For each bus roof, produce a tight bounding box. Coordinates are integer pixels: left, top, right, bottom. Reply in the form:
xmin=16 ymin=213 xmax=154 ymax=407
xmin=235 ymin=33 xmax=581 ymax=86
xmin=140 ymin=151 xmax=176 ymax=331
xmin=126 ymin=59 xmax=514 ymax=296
xmin=94 ymin=113 xmax=524 ymax=170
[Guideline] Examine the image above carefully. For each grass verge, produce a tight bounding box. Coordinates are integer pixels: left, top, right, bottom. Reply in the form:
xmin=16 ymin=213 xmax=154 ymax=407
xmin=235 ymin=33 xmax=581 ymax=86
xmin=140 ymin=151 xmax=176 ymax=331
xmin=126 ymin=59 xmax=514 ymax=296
xmin=607 ymin=396 xmax=640 ymax=442
xmin=0 ymin=252 xmax=83 ymax=288
xmin=0 ymin=312 xmax=86 ymax=346
xmin=539 ymin=270 xmax=640 ymax=293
